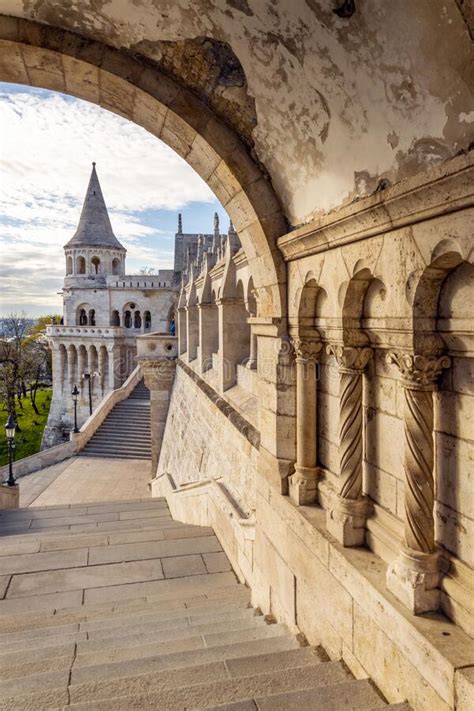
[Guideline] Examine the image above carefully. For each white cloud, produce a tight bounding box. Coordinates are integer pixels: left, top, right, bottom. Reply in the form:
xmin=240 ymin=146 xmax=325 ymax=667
xmin=0 ymin=85 xmax=220 ymax=316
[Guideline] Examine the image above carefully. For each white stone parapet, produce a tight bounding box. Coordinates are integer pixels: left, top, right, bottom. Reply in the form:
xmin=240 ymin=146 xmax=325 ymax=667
xmin=136 ymin=332 xmax=178 ymax=360
xmin=46 ymin=325 xmax=123 ymax=338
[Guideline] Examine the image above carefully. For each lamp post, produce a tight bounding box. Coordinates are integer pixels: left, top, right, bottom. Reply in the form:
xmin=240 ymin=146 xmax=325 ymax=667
xmin=81 ymin=371 xmax=99 ymax=416
xmin=72 ymin=385 xmax=79 ymax=433
xmin=4 ymin=414 xmax=16 ymax=487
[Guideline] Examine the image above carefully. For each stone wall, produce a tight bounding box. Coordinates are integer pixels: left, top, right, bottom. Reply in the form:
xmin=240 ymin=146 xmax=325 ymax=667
xmin=157 ymin=362 xmax=259 ymax=513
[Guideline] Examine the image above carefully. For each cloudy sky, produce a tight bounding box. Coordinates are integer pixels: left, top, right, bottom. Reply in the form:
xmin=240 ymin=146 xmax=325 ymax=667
xmin=0 ymin=83 xmax=229 ymax=318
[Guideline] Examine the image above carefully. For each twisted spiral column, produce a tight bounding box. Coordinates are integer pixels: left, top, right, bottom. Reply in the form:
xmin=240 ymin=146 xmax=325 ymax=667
xmin=289 ymin=338 xmax=322 ymax=506
xmin=386 ymin=351 xmax=450 ymax=614
xmin=326 ymin=345 xmax=372 ymax=546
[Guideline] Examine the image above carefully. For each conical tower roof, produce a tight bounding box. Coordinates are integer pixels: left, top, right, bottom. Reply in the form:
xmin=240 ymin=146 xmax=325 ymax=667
xmin=64 ymin=163 xmax=125 ymax=250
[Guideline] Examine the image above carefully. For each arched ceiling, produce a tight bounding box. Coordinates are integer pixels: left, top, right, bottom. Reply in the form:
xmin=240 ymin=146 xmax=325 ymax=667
xmin=1 ymin=1 xmax=473 ymax=225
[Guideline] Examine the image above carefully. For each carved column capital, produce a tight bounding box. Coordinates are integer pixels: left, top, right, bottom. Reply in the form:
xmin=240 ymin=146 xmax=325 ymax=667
xmin=291 ymin=338 xmax=322 ymax=362
xmin=386 ymin=352 xmax=451 ymax=390
xmin=327 ymin=344 xmax=373 ymax=373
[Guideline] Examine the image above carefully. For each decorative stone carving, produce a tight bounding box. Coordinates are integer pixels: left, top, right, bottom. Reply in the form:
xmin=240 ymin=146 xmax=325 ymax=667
xmin=289 ymin=337 xmax=322 ymax=506
xmin=386 ymin=352 xmax=451 ymax=390
xmin=292 ymin=338 xmax=323 ymax=362
xmin=326 ymin=344 xmax=373 ymax=373
xmin=385 ymin=350 xmax=451 ymax=613
xmin=326 ymin=344 xmax=372 ymax=546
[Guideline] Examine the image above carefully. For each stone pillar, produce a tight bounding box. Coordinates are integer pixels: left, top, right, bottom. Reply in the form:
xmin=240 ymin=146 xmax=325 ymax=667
xmin=326 ymin=345 xmax=373 ymax=546
xmin=385 ymin=352 xmax=450 ymax=613
xmin=99 ymin=347 xmax=107 ymax=391
xmin=288 ymin=338 xmax=322 ymax=506
xmin=143 ymin=360 xmax=176 ymax=475
xmin=58 ymin=346 xmax=66 ymax=392
xmin=178 ymin=306 xmax=187 ymax=355
xmin=198 ymin=303 xmax=217 ymax=373
xmin=67 ymin=345 xmax=76 ymax=390
xmin=186 ymin=305 xmax=199 ymax=362
xmin=247 ymin=326 xmax=258 ymax=370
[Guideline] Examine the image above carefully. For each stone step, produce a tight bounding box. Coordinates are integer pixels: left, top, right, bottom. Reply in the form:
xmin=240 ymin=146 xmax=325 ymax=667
xmin=68 ymin=649 xmax=328 ymax=706
xmin=0 ymin=601 xmax=255 ymax=646
xmin=72 ymin=637 xmax=306 ymax=686
xmin=75 ymin=623 xmax=291 ymax=670
xmin=205 ymin=678 xmax=386 ymax=711
xmin=0 ymin=570 xmax=239 ymax=616
xmin=0 ymin=600 xmax=258 ymax=658
xmin=0 ymin=584 xmax=250 ymax=633
xmin=67 ymin=659 xmax=351 ymax=710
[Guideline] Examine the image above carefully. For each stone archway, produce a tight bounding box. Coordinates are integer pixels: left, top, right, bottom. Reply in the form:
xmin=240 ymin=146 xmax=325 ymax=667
xmin=0 ymin=15 xmax=287 ymax=322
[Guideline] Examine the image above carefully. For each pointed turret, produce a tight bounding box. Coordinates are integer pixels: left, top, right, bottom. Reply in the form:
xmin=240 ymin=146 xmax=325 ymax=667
xmin=178 ymin=213 xmax=183 ymax=235
xmin=213 ymin=212 xmax=220 ymax=237
xmin=64 ymin=163 xmax=125 ymax=250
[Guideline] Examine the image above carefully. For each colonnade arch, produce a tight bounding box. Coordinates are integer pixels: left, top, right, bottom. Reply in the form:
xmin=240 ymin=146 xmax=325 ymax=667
xmin=0 ymin=16 xmax=286 ymax=321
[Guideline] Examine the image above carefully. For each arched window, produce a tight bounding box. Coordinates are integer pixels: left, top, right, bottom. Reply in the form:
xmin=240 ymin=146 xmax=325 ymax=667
xmin=125 ymin=310 xmax=132 ymax=329
xmin=111 ymin=310 xmax=120 ymax=327
xmin=144 ymin=311 xmax=151 ymax=330
xmin=91 ymin=256 xmax=100 ymax=274
xmin=77 ymin=256 xmax=86 ymax=274
xmin=112 ymin=258 xmax=120 ymax=275
xmin=89 ymin=309 xmax=96 ymax=326
xmin=66 ymin=256 xmax=73 ymax=275
xmin=79 ymin=309 xmax=87 ymax=326
xmin=134 ymin=311 xmax=142 ymax=329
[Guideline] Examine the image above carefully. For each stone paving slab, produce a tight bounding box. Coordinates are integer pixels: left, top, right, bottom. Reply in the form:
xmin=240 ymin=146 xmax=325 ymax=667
xmin=27 ymin=457 xmax=152 ymax=507
xmin=0 ymin=589 xmax=84 ymax=615
xmin=7 ymin=558 xmax=165 ymax=598
xmin=0 ymin=539 xmax=41 ymax=556
xmin=203 ymin=551 xmax=232 ymax=573
xmin=0 ymin=574 xmax=10 ymax=597
xmin=0 ymin=548 xmax=88 ymax=575
xmin=162 ymin=553 xmax=208 ymax=578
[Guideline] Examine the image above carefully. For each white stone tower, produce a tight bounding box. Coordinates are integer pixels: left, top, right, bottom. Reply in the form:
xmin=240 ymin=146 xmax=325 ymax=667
xmin=43 ymin=163 xmax=177 ymax=447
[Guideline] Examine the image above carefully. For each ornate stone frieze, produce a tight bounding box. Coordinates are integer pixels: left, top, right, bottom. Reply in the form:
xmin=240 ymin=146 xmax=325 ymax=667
xmin=326 ymin=344 xmax=373 ymax=373
xmin=386 ymin=352 xmax=451 ymax=389
xmin=291 ymin=338 xmax=322 ymax=362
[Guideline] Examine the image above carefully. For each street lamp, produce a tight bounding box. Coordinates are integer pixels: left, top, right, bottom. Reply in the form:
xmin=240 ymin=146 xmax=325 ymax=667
xmin=81 ymin=371 xmax=99 ymax=416
xmin=4 ymin=414 xmax=16 ymax=487
xmin=71 ymin=385 xmax=80 ymax=433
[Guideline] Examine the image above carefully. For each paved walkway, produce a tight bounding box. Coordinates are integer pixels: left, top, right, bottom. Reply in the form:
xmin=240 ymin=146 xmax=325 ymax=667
xmin=18 ymin=457 xmax=151 ymax=508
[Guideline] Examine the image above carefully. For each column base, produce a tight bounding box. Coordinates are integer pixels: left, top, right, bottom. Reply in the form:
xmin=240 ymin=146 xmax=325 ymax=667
xmin=326 ymin=496 xmax=368 ymax=547
xmin=289 ymin=466 xmax=318 ymax=506
xmin=386 ymin=546 xmax=442 ymax=614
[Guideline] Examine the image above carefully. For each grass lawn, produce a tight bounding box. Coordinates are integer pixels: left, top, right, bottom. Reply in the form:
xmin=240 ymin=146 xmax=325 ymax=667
xmin=0 ymin=389 xmax=52 ymax=467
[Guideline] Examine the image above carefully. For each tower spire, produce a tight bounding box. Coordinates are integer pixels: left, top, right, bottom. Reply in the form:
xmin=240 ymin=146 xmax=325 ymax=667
xmin=177 ymin=213 xmax=183 ymax=235
xmin=64 ymin=163 xmax=125 ymax=250
xmin=213 ymin=212 xmax=219 ymax=237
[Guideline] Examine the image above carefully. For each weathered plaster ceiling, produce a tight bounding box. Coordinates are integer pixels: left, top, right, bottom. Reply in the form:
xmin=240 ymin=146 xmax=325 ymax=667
xmin=3 ymin=0 xmax=474 ymax=225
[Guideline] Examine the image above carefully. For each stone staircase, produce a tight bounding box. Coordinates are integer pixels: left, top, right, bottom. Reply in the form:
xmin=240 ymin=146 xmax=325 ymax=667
xmin=80 ymin=380 xmax=151 ymax=460
xmin=0 ymin=499 xmax=411 ymax=710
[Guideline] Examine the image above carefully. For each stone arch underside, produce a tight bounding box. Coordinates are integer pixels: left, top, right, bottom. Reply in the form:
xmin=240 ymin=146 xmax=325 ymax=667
xmin=0 ymin=16 xmax=287 ymax=321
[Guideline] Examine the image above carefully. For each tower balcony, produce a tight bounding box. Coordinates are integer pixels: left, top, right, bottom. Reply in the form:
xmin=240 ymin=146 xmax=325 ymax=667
xmin=46 ymin=325 xmax=124 ymax=340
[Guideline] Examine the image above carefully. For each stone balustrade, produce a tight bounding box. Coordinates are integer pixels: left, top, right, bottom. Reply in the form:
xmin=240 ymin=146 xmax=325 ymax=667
xmin=46 ymin=325 xmax=123 ymax=338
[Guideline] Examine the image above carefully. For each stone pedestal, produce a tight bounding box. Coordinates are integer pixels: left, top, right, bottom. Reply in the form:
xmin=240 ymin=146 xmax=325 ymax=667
xmin=386 ymin=546 xmax=442 ymax=614
xmin=385 ymin=352 xmax=450 ymax=613
xmin=0 ymin=483 xmax=20 ymax=509
xmin=327 ymin=496 xmax=369 ymax=547
xmin=326 ymin=345 xmax=372 ymax=545
xmin=137 ymin=333 xmax=178 ymax=477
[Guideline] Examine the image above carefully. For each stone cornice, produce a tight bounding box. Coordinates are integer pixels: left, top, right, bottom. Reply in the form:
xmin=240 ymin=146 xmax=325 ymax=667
xmin=277 ymin=153 xmax=474 ymax=262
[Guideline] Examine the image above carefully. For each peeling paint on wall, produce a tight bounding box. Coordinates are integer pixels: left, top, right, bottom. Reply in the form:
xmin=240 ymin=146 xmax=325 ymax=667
xmin=5 ymin=0 xmax=474 ymax=224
